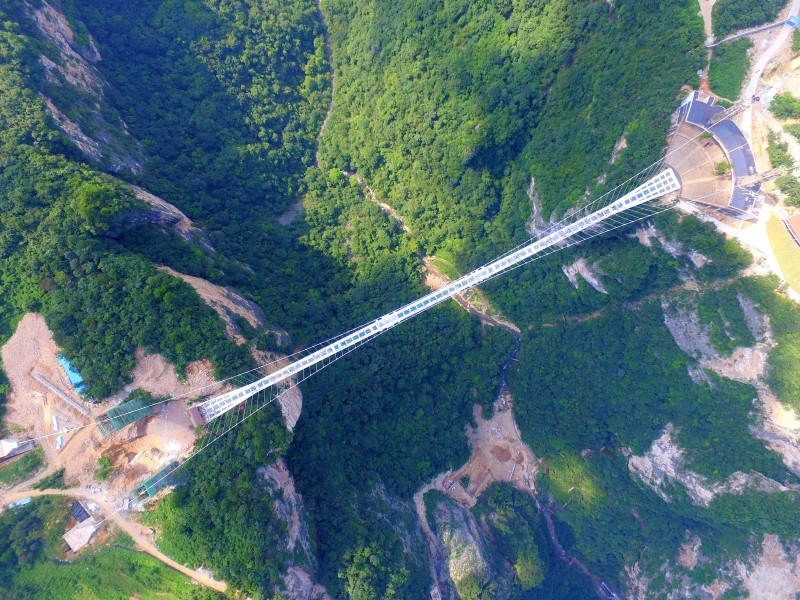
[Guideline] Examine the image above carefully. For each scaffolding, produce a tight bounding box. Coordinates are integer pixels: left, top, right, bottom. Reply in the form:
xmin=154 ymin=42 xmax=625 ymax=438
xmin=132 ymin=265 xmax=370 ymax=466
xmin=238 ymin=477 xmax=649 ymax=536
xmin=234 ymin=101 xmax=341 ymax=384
xmin=131 ymin=461 xmax=179 ymax=500
xmin=96 ymin=396 xmax=153 ymax=436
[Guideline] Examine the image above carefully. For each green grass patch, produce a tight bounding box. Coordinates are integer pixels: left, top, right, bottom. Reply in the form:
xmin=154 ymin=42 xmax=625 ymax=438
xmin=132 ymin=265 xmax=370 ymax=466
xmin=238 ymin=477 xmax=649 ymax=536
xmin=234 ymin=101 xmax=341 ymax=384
xmin=93 ymin=456 xmax=113 ymax=481
xmin=776 ymin=174 xmax=800 ymax=208
xmin=708 ymin=39 xmax=752 ymax=100
xmin=33 ymin=468 xmax=67 ymax=490
xmin=713 ymin=0 xmax=785 ymax=38
xmin=1 ymin=495 xmax=218 ymax=598
xmin=546 ymin=455 xmax=603 ymax=508
xmin=784 ymin=123 xmax=800 ymax=142
xmin=11 ymin=547 xmax=221 ymax=599
xmin=767 ymin=131 xmax=794 ymax=168
xmin=766 ymin=216 xmax=800 ymax=293
xmin=0 ymin=446 xmax=45 ymax=486
xmin=429 ymin=251 xmax=461 ymax=281
xmin=771 ymin=92 xmax=800 ymax=120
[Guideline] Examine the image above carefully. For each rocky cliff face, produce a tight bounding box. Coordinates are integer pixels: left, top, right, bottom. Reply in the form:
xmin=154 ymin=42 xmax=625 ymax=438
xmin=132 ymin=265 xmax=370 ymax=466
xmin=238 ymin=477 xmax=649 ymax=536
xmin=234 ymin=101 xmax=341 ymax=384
xmin=432 ymin=497 xmax=491 ymax=600
xmin=260 ymin=459 xmax=332 ymax=600
xmin=426 ymin=494 xmax=520 ymax=600
xmin=627 ymin=423 xmax=797 ymax=507
xmin=26 ymin=1 xmax=145 ymax=173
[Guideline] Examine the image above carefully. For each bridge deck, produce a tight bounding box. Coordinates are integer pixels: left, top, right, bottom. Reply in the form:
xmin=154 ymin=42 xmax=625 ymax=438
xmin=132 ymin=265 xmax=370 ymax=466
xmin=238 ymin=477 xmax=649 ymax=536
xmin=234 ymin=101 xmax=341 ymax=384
xmin=198 ymin=169 xmax=681 ymax=424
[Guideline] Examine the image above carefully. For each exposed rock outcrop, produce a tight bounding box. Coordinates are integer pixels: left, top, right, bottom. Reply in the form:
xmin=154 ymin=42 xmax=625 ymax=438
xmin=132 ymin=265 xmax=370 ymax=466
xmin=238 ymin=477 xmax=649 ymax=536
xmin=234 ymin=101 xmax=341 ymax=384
xmin=124 ymin=186 xmax=215 ymax=252
xmin=260 ymin=460 xmax=332 ymax=599
xmin=628 ymin=424 xmax=797 ymax=506
xmin=662 ymin=301 xmax=717 ymax=360
xmin=27 ymin=1 xmax=144 ymax=173
xmin=431 ymin=496 xmax=491 ymax=599
xmin=562 ymin=258 xmax=608 ymax=294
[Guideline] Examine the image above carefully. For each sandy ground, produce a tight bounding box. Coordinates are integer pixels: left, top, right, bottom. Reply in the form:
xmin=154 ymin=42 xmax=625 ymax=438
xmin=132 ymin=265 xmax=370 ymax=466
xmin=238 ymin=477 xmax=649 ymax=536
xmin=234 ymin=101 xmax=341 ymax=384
xmin=0 ymin=313 xmax=230 ymax=589
xmin=124 ymin=349 xmax=218 ymax=401
xmin=0 ymin=314 xmax=219 ymax=493
xmin=414 ymin=394 xmax=539 ymax=517
xmin=1 ymin=314 xmax=93 ymax=465
xmin=740 ymin=0 xmax=800 ymax=137
xmin=698 ymin=0 xmax=716 ymax=44
xmin=456 ymin=398 xmax=539 ymax=499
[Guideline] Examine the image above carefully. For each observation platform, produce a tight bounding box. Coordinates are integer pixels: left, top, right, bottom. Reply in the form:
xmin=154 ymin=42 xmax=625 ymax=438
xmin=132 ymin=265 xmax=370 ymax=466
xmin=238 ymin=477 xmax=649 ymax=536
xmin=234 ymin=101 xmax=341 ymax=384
xmin=667 ymin=91 xmax=759 ymax=219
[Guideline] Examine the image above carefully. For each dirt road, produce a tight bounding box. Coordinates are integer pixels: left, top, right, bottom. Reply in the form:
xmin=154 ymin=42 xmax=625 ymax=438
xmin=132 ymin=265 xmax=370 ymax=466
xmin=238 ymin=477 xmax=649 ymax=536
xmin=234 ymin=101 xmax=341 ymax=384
xmin=1 ymin=488 xmax=227 ymax=594
xmin=742 ymin=0 xmax=800 ymax=140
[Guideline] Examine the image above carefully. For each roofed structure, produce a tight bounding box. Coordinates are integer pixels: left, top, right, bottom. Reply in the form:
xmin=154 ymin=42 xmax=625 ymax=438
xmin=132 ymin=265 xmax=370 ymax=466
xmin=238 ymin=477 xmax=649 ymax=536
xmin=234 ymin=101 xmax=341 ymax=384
xmin=131 ymin=461 xmax=180 ymax=501
xmin=71 ymin=500 xmax=91 ymax=523
xmin=669 ymin=91 xmax=760 ymax=218
xmin=0 ymin=438 xmax=35 ymax=460
xmin=63 ymin=516 xmax=98 ymax=552
xmin=784 ymin=214 xmax=800 ymax=247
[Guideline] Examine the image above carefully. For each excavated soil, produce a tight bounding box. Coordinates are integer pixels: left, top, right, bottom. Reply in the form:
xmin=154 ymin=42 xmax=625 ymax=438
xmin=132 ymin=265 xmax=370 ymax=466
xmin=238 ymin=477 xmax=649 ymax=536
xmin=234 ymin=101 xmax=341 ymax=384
xmin=418 ymin=395 xmax=539 ymax=512
xmin=1 ymin=314 xmax=92 ymax=464
xmin=124 ymin=349 xmax=218 ymax=401
xmin=0 ymin=313 xmax=220 ymax=495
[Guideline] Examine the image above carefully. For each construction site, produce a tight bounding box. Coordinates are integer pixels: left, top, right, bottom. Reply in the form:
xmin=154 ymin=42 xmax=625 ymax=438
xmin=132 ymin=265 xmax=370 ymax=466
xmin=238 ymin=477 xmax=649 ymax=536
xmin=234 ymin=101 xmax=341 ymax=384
xmin=0 ymin=313 xmax=216 ymax=502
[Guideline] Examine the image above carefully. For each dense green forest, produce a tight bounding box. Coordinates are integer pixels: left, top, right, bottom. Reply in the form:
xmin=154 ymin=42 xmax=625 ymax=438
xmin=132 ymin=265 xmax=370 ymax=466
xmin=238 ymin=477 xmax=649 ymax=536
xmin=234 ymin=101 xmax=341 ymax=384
xmin=0 ymin=6 xmax=254 ymax=398
xmin=318 ymin=0 xmax=704 ymax=265
xmin=713 ymin=0 xmax=787 ymax=37
xmin=2 ymin=0 xmax=800 ymax=598
xmin=708 ymin=38 xmax=752 ymax=100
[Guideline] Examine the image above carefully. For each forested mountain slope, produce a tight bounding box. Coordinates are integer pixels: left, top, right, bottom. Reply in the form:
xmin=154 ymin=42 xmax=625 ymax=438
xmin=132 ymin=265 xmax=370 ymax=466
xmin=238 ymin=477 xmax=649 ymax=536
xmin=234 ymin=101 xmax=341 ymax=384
xmin=1 ymin=0 xmax=800 ymax=598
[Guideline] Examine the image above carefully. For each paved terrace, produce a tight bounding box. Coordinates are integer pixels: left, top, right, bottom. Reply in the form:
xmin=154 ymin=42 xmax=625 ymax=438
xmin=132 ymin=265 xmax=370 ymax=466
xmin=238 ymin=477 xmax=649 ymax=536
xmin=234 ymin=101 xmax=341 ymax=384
xmin=682 ymin=91 xmax=759 ymax=216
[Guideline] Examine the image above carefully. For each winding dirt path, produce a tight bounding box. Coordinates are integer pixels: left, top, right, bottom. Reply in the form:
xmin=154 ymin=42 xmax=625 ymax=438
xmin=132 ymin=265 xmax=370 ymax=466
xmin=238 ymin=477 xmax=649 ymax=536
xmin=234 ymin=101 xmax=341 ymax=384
xmin=1 ymin=487 xmax=227 ymax=593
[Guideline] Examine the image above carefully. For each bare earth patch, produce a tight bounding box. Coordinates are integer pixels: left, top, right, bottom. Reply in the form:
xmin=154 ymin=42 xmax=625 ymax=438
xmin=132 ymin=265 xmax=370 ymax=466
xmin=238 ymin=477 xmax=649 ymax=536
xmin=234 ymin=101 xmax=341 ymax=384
xmin=678 ymin=533 xmax=702 ymax=570
xmin=125 ymin=349 xmax=218 ymax=401
xmin=1 ymin=313 xmax=92 ymax=465
xmin=741 ymin=535 xmax=800 ymax=599
xmin=0 ymin=314 xmax=219 ymax=496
